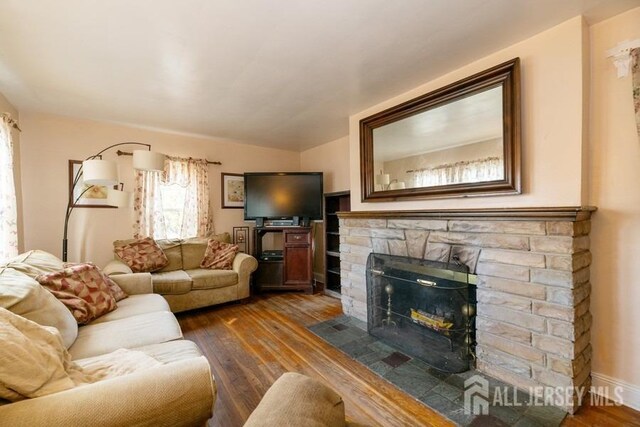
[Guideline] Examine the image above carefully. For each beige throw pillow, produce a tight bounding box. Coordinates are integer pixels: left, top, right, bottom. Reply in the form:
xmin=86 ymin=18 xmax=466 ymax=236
xmin=200 ymin=240 xmax=239 ymax=270
xmin=36 ymin=264 xmax=118 ymax=325
xmin=0 ymin=267 xmax=78 ymax=349
xmin=114 ymin=237 xmax=168 ymax=273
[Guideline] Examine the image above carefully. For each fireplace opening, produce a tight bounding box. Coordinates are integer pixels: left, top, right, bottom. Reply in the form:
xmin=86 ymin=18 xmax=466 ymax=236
xmin=366 ymin=253 xmax=477 ymax=373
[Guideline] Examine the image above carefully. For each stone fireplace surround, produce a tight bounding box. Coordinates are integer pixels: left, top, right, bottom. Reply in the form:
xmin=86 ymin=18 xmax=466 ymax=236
xmin=337 ymin=207 xmax=595 ymax=414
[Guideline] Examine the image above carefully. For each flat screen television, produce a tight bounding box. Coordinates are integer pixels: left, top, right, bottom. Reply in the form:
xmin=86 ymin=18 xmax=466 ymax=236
xmin=244 ymin=172 xmax=323 ymax=224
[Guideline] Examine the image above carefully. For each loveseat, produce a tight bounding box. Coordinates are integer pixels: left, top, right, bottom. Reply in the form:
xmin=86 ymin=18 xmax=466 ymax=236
xmin=0 ymin=250 xmax=216 ymax=427
xmin=104 ymin=234 xmax=258 ymax=313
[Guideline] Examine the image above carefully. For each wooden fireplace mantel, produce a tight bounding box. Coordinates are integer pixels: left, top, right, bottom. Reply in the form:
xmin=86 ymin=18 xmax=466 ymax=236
xmin=337 ymin=206 xmax=597 ymax=222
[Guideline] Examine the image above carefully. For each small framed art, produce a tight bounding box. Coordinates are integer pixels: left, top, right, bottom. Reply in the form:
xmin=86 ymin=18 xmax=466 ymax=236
xmin=69 ymin=160 xmax=117 ymax=208
xmin=233 ymin=226 xmax=250 ymax=254
xmin=221 ymin=173 xmax=245 ymax=209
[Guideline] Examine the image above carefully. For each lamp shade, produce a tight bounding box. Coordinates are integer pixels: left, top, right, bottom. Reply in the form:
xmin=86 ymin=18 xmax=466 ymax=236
xmin=133 ymin=150 xmax=166 ymax=171
xmin=82 ymin=159 xmax=118 ymax=186
xmin=107 ymin=188 xmax=132 ymax=208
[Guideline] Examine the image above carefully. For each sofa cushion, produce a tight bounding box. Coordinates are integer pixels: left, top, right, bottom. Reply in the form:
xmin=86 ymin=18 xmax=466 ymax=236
xmin=186 ymin=268 xmax=238 ymax=290
xmin=36 ymin=264 xmax=118 ymax=325
xmin=200 ymin=240 xmax=238 ymax=270
xmin=64 ymin=262 xmax=128 ymax=302
xmin=0 ymin=267 xmax=78 ymax=349
xmin=156 ymin=239 xmax=183 ymax=272
xmin=130 ymin=340 xmax=203 ymax=365
xmin=243 ymin=372 xmax=346 ymax=427
xmin=69 ymin=311 xmax=183 ymax=360
xmin=89 ymin=294 xmax=170 ymax=325
xmin=114 ymin=237 xmax=168 ymax=273
xmin=152 ymin=270 xmax=192 ymax=295
xmin=3 ymin=250 xmax=64 ymax=279
xmin=0 ymin=308 xmax=76 ymax=402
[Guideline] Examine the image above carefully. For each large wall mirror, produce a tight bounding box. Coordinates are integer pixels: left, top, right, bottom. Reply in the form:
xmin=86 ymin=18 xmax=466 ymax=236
xmin=360 ymin=58 xmax=521 ymax=201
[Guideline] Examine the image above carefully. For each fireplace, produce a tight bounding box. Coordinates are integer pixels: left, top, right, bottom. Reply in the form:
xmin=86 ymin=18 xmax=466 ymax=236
xmin=366 ymin=253 xmax=476 ymax=373
xmin=338 ymin=207 xmax=595 ymax=413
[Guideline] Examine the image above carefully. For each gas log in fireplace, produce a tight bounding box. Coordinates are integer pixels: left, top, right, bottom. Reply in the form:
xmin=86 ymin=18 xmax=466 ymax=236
xmin=366 ymin=253 xmax=477 ymax=373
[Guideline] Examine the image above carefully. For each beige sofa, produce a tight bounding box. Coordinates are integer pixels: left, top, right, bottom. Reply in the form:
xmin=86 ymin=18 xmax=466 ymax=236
xmin=104 ymin=234 xmax=258 ymax=313
xmin=0 ymin=250 xmax=216 ymax=427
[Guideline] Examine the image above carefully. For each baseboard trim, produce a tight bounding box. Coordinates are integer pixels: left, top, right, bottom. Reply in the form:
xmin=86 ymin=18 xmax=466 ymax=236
xmin=591 ymin=372 xmax=640 ymax=411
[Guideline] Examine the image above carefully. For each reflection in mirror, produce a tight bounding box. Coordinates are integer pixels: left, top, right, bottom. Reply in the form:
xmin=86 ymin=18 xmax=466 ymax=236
xmin=373 ymin=86 xmax=504 ymax=191
xmin=360 ymin=58 xmax=520 ymax=201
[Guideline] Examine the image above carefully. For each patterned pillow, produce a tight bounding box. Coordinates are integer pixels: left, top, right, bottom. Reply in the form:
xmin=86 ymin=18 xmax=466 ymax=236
xmin=200 ymin=240 xmax=239 ymax=270
xmin=114 ymin=237 xmax=168 ymax=273
xmin=64 ymin=262 xmax=128 ymax=302
xmin=36 ymin=264 xmax=117 ymax=324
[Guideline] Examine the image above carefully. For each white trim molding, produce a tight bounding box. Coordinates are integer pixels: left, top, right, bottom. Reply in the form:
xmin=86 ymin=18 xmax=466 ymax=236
xmin=591 ymin=372 xmax=640 ymax=411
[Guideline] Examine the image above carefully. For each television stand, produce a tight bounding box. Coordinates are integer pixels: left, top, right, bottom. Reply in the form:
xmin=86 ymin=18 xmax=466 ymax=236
xmin=253 ymin=227 xmax=313 ymax=294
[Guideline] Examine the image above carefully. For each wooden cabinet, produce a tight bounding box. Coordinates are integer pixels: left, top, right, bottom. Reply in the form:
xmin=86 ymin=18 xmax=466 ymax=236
xmin=324 ymin=191 xmax=351 ymax=296
xmin=254 ymin=227 xmax=313 ymax=294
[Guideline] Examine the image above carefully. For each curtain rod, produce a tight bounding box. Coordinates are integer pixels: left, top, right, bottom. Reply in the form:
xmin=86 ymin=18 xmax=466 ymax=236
xmin=116 ymin=150 xmax=222 ymax=165
xmin=1 ymin=113 xmax=21 ymax=132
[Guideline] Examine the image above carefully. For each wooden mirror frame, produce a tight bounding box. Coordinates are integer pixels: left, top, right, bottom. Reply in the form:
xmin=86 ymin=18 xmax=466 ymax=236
xmin=360 ymin=58 xmax=521 ymax=202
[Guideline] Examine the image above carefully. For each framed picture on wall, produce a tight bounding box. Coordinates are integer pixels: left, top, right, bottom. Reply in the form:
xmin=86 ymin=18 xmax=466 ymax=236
xmin=233 ymin=226 xmax=250 ymax=254
xmin=68 ymin=160 xmax=117 ymax=208
xmin=221 ymin=173 xmax=245 ymax=209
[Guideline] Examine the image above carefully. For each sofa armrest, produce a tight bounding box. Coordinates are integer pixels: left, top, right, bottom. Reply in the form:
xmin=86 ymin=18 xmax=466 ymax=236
xmin=233 ymin=253 xmax=258 ymax=299
xmin=102 ymin=260 xmax=132 ymax=276
xmin=0 ymin=357 xmax=215 ymax=427
xmin=109 ymin=273 xmax=153 ymax=295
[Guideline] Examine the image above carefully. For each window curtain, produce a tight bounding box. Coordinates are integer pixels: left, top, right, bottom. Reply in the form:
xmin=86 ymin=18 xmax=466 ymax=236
xmin=0 ymin=115 xmax=18 ymax=261
xmin=134 ymin=156 xmax=213 ymax=239
xmin=632 ymin=47 xmax=640 ymax=140
xmin=412 ymin=156 xmax=503 ymax=187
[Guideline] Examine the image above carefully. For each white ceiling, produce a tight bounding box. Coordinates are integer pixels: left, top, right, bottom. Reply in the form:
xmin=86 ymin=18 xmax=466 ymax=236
xmin=0 ymin=0 xmax=637 ymax=151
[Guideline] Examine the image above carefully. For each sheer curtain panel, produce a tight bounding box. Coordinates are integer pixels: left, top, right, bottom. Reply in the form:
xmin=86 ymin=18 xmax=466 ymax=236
xmin=0 ymin=116 xmax=18 ymax=261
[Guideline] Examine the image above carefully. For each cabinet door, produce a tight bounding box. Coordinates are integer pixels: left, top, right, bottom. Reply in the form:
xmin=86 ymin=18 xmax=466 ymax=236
xmin=283 ymin=245 xmax=312 ymax=286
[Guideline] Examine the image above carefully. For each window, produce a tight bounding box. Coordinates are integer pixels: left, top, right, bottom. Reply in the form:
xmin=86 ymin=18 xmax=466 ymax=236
xmin=0 ymin=115 xmax=18 ymax=261
xmin=134 ymin=156 xmax=212 ymax=240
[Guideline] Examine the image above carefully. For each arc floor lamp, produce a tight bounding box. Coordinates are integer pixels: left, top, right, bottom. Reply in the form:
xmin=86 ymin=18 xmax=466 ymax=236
xmin=63 ymin=142 xmax=165 ymax=262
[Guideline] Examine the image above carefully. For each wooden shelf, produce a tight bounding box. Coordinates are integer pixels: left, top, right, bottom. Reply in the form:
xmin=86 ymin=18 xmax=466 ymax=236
xmin=323 ymin=191 xmax=350 ymax=296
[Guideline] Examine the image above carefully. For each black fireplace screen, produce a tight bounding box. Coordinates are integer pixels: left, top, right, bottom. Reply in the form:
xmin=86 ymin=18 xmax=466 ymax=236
xmin=366 ymin=253 xmax=476 ymax=373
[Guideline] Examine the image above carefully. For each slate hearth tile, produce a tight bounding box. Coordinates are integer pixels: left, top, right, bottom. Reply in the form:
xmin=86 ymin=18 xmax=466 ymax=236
xmin=332 ymin=323 xmax=349 ymax=331
xmin=513 ymin=416 xmax=545 ymax=427
xmin=432 ymin=381 xmax=464 ymax=402
xmin=368 ymin=360 xmax=394 ymax=376
xmin=322 ymin=330 xmax=361 ymax=347
xmin=367 ymin=340 xmax=396 ymax=354
xmin=469 ymin=414 xmax=511 ymax=427
xmin=384 ymin=362 xmax=441 ymax=397
xmin=357 ymin=349 xmax=391 ymax=366
xmin=523 ymin=405 xmax=566 ymax=426
xmin=421 ymin=393 xmax=469 ymax=424
xmin=339 ymin=337 xmax=377 ymax=358
xmin=381 ymin=351 xmax=411 ymax=368
xmin=488 ymin=404 xmax=522 ymax=425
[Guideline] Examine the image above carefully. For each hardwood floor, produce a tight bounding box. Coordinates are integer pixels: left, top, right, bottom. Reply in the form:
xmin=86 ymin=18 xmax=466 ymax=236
xmin=178 ymin=293 xmax=640 ymax=427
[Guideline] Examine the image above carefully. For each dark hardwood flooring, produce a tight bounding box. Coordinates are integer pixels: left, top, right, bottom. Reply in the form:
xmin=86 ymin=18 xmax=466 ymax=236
xmin=177 ymin=293 xmax=640 ymax=427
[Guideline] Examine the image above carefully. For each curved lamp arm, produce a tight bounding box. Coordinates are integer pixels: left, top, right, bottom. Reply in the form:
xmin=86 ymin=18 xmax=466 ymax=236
xmin=62 ymin=142 xmax=152 ymax=262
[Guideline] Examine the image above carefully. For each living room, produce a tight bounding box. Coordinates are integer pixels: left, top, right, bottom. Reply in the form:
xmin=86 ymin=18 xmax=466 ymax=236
xmin=1 ymin=1 xmax=640 ymax=426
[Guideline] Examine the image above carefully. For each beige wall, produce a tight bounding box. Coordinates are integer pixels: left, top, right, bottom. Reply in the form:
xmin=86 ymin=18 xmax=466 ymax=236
xmin=349 ymin=16 xmax=588 ymax=210
xmin=0 ymin=92 xmax=23 ymax=252
xmin=300 ymin=135 xmax=350 ymax=193
xmin=19 ymin=112 xmax=300 ymax=266
xmin=589 ymin=7 xmax=640 ymax=390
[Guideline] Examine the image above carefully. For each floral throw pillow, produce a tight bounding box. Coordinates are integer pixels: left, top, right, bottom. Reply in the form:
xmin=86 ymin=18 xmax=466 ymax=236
xmin=36 ymin=264 xmax=118 ymax=324
xmin=200 ymin=240 xmax=239 ymax=270
xmin=114 ymin=237 xmax=168 ymax=273
xmin=64 ymin=262 xmax=128 ymax=302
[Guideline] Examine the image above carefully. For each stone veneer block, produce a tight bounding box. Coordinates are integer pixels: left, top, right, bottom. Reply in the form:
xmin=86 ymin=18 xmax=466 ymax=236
xmin=479 ymin=249 xmax=546 ymax=268
xmin=449 ymin=220 xmax=546 ymax=235
xmin=388 ymin=219 xmax=447 ymax=230
xmin=429 ymin=231 xmax=530 ymax=250
xmin=337 ymin=209 xmax=594 ymax=414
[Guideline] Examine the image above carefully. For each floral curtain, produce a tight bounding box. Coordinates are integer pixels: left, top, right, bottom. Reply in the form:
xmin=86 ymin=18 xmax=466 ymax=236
xmin=134 ymin=156 xmax=213 ymax=240
xmin=632 ymin=48 xmax=640 ymax=140
xmin=412 ymin=156 xmax=503 ymax=187
xmin=0 ymin=115 xmax=18 ymax=261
